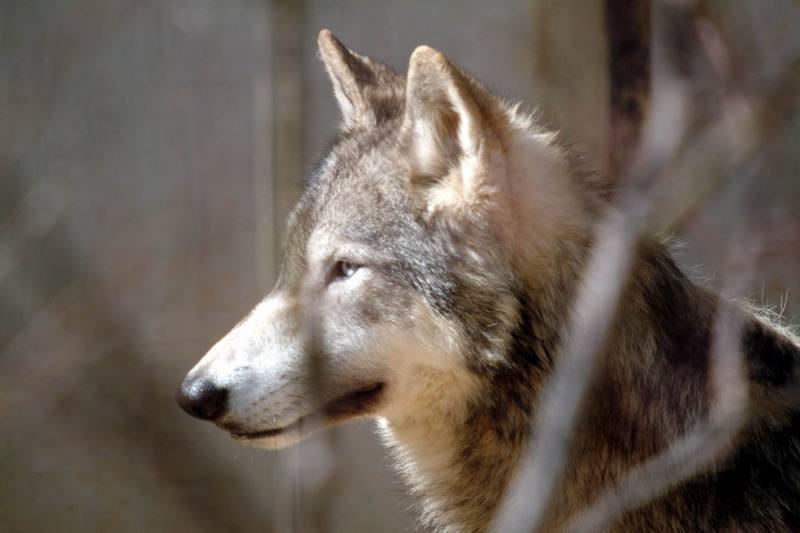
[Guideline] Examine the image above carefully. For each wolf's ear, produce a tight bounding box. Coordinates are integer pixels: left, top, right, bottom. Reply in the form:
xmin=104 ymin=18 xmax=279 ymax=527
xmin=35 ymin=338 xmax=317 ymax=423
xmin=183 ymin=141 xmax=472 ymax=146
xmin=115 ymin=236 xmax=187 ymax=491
xmin=317 ymin=29 xmax=402 ymax=129
xmin=403 ymin=46 xmax=503 ymax=213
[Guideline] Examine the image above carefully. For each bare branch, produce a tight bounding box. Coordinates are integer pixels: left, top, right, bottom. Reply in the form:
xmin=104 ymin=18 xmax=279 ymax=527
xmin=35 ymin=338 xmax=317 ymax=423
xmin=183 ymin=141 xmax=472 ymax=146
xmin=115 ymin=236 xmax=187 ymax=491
xmin=566 ymin=241 xmax=755 ymax=532
xmin=492 ymin=3 xmax=800 ymax=531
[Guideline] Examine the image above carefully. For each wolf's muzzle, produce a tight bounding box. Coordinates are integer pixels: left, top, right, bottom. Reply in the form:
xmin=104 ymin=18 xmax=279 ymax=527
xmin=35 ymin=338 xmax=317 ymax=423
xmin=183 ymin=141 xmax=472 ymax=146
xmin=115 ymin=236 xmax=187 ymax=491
xmin=176 ymin=377 xmax=228 ymax=421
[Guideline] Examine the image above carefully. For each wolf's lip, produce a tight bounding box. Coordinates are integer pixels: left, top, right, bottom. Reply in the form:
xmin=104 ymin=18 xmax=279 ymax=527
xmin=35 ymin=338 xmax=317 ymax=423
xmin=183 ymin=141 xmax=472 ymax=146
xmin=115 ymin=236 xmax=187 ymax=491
xmin=228 ymin=382 xmax=385 ymax=440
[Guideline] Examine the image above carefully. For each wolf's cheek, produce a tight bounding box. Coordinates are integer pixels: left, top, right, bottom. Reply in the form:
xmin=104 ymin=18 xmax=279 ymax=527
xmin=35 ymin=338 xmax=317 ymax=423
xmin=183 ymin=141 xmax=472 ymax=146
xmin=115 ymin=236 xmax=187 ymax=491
xmin=314 ymin=274 xmax=409 ymax=373
xmin=322 ymin=267 xmax=391 ymax=329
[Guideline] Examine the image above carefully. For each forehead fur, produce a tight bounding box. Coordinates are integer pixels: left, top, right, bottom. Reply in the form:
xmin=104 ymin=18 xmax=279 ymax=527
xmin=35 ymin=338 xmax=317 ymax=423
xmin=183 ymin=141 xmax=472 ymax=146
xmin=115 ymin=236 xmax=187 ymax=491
xmin=279 ymin=117 xmax=413 ymax=287
xmin=308 ymin=115 xmax=413 ymax=230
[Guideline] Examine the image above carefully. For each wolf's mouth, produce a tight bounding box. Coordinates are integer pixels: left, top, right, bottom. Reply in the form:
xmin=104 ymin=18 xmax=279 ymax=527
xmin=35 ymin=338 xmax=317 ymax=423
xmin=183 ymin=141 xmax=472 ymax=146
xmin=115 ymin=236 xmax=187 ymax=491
xmin=228 ymin=382 xmax=385 ymax=440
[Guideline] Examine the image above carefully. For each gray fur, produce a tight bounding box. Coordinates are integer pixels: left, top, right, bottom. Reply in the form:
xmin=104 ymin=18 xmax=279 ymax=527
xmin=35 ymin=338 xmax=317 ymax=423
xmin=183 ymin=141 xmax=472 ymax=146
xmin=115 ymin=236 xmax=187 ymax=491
xmin=179 ymin=31 xmax=800 ymax=532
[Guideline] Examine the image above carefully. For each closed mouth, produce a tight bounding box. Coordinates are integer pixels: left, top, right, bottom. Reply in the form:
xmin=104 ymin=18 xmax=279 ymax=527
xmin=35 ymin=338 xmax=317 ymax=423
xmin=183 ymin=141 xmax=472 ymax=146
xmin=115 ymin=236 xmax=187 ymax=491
xmin=228 ymin=382 xmax=385 ymax=440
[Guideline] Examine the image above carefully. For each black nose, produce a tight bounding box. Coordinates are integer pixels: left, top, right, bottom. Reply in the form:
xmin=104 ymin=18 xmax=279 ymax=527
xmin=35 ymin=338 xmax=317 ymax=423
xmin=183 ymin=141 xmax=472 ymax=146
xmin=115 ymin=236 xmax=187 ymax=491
xmin=176 ymin=377 xmax=228 ymax=421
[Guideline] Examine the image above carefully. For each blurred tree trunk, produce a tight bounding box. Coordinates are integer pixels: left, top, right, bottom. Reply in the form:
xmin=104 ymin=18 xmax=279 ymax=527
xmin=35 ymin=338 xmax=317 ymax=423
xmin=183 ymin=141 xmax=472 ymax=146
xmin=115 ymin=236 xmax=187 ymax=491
xmin=604 ymin=0 xmax=651 ymax=179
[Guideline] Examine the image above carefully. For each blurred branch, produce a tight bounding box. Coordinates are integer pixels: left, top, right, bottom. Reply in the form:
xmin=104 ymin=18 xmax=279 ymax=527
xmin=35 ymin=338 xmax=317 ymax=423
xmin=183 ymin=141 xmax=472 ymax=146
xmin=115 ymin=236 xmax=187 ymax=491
xmin=271 ymin=3 xmax=343 ymax=531
xmin=566 ymin=236 xmax=756 ymax=532
xmin=604 ymin=0 xmax=651 ymax=179
xmin=492 ymin=1 xmax=800 ymax=531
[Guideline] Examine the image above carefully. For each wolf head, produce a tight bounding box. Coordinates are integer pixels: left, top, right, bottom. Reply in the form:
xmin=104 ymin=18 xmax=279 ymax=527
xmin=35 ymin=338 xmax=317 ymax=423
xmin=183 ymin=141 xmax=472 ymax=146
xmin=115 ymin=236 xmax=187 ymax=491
xmin=177 ymin=30 xmax=592 ymax=449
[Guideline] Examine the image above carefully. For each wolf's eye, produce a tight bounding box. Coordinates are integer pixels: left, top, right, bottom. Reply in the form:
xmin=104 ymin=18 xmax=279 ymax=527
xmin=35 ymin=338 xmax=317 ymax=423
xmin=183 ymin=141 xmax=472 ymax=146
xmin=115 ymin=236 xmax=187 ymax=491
xmin=332 ymin=260 xmax=360 ymax=281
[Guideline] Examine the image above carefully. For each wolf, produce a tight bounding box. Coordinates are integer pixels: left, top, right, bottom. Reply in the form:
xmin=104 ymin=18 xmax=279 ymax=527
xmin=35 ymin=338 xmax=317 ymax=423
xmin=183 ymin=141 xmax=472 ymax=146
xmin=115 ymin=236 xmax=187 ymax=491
xmin=177 ymin=30 xmax=800 ymax=532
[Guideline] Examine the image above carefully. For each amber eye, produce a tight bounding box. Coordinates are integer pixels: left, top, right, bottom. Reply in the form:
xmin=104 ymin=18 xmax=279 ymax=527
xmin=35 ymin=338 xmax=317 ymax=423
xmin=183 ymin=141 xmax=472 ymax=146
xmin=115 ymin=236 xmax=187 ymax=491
xmin=332 ymin=260 xmax=360 ymax=281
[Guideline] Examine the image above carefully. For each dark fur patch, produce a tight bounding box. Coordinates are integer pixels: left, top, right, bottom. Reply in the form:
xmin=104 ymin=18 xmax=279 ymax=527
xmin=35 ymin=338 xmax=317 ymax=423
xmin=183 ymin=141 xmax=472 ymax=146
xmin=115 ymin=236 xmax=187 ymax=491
xmin=743 ymin=319 xmax=797 ymax=388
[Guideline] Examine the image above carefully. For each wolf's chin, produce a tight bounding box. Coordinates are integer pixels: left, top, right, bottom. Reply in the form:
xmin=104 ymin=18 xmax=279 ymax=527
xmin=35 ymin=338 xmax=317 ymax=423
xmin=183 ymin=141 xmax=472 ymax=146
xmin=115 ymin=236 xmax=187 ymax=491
xmin=231 ymin=416 xmax=325 ymax=449
xmin=225 ymin=382 xmax=386 ymax=449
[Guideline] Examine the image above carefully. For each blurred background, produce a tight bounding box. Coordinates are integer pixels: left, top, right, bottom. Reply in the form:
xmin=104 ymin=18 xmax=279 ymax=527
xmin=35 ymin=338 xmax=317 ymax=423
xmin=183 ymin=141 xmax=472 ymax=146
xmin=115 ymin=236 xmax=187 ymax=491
xmin=1 ymin=1 xmax=798 ymax=531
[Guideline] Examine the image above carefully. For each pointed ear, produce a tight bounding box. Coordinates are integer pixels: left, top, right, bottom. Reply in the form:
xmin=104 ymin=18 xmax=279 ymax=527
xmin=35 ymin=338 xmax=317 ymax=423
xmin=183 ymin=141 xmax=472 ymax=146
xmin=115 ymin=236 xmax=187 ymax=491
xmin=403 ymin=46 xmax=503 ymax=213
xmin=317 ymin=29 xmax=402 ymax=129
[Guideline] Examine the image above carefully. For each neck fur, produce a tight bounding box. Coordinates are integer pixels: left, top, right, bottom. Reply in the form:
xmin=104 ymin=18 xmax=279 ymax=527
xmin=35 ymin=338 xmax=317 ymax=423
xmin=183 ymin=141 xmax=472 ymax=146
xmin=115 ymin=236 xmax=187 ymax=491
xmin=374 ymin=117 xmax=594 ymax=532
xmin=377 ymin=287 xmax=562 ymax=532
